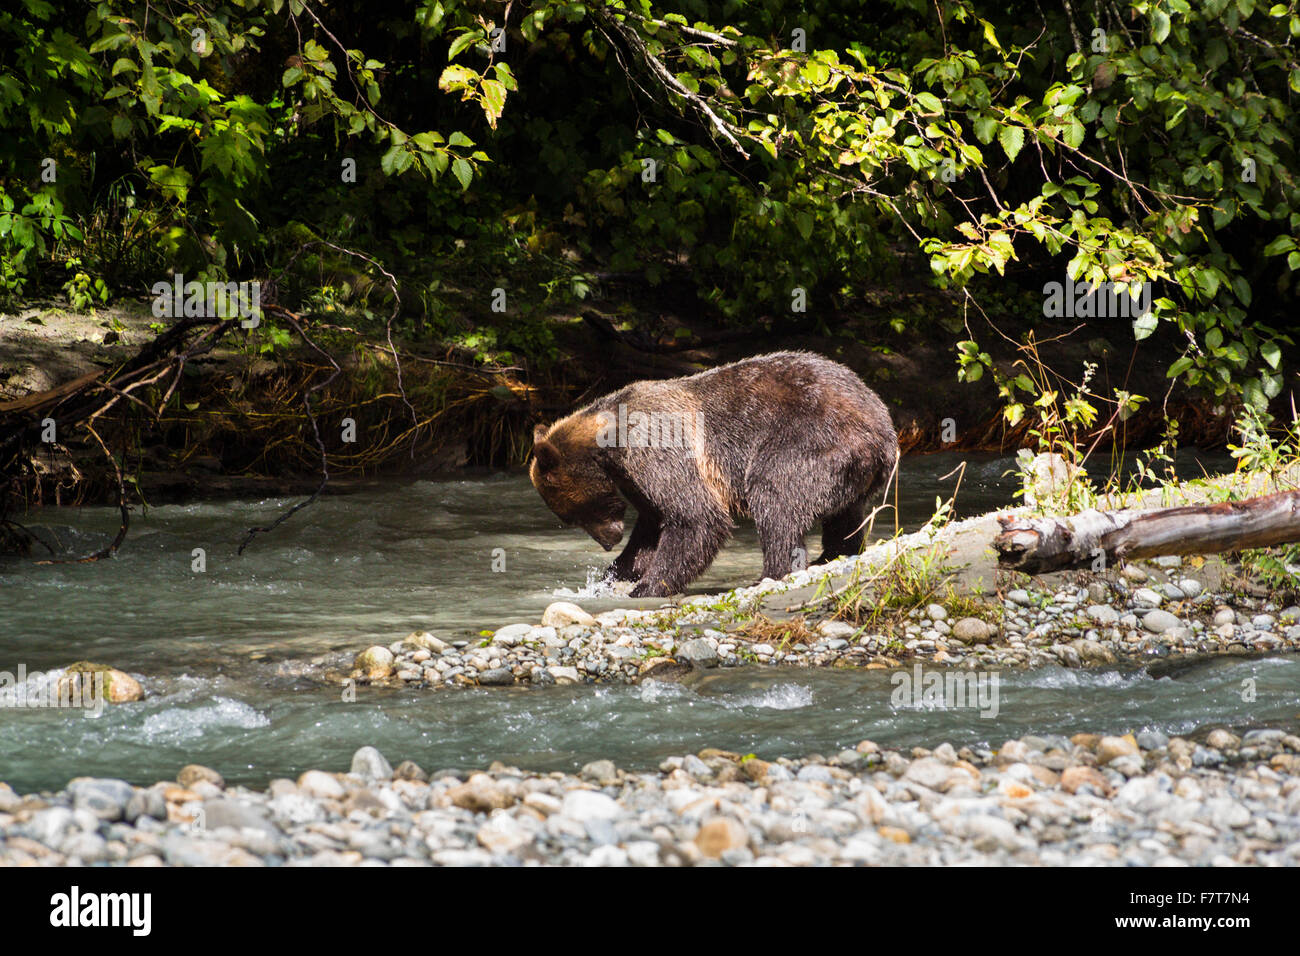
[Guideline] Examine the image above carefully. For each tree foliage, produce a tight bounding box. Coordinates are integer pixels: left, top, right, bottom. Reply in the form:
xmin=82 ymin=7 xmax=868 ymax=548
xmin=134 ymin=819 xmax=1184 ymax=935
xmin=1 ymin=0 xmax=1298 ymax=410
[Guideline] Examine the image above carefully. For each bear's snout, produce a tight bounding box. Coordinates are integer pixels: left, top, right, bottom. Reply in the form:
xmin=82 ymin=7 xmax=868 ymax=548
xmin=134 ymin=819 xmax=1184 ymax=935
xmin=587 ymin=519 xmax=624 ymax=551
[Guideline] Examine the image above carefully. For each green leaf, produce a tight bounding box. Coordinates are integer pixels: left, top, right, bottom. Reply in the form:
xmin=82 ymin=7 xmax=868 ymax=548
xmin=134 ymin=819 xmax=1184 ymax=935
xmin=89 ymin=33 xmax=131 ymax=54
xmin=972 ymin=115 xmax=997 ymax=144
xmin=1263 ymin=371 xmax=1283 ymax=399
xmin=795 ymin=210 xmax=813 ymax=241
xmin=998 ymin=125 xmax=1024 ymax=162
xmin=480 ymin=78 xmax=506 ymax=128
xmin=1133 ymin=312 xmax=1158 ymax=341
xmin=1063 ymin=118 xmax=1084 ymax=149
xmin=1262 ymin=341 xmax=1282 ymax=369
xmin=1263 ymin=235 xmax=1296 ymax=256
xmin=1152 ymin=10 xmax=1171 ymax=43
xmin=380 ymin=144 xmax=404 ymax=175
xmin=451 ymin=157 xmax=472 ymax=190
xmin=916 ymin=92 xmax=943 ymax=114
xmin=448 ymin=30 xmax=479 ymax=60
xmin=804 ymin=61 xmax=830 ymax=86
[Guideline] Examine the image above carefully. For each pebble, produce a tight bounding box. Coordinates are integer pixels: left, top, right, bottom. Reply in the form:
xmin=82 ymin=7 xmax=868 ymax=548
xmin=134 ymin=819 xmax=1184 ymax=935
xmin=199 ymin=798 xmax=278 ymax=834
xmin=541 ymin=602 xmax=597 ymax=628
xmin=405 ymin=630 xmax=452 ymax=653
xmin=1133 ymin=588 xmax=1164 ymax=607
xmin=177 ymin=765 xmax=225 ymax=789
xmin=1096 ymin=735 xmax=1139 ymax=764
xmin=1136 ymin=730 xmax=1169 ymax=750
xmin=817 ymin=621 xmax=858 ymax=639
xmin=562 ymin=790 xmax=621 ymax=822
xmin=1 ymin=728 xmax=1296 ymax=866
xmin=490 ymin=624 xmax=531 ymax=646
xmin=1206 ymin=729 xmax=1240 ymax=750
xmin=580 ymin=760 xmax=619 ymax=786
xmin=1086 ymin=605 xmax=1120 ymax=625
xmin=477 ymin=667 xmax=514 ymax=686
xmin=350 ymin=746 xmax=393 ymax=780
xmin=68 ymin=778 xmax=134 ymax=822
xmin=694 ymin=817 xmax=748 ymax=858
xmin=353 ymin=646 xmax=395 ymax=680
xmin=950 ymin=618 xmax=995 ymax=643
xmin=675 ymin=638 xmax=719 ymax=667
xmin=1141 ymin=609 xmax=1180 ymax=633
xmin=298 ymin=770 xmax=346 ymax=799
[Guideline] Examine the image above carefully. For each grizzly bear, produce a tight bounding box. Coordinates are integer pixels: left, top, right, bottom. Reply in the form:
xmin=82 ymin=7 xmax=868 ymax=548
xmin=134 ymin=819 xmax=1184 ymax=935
xmin=529 ymin=351 xmax=898 ymax=597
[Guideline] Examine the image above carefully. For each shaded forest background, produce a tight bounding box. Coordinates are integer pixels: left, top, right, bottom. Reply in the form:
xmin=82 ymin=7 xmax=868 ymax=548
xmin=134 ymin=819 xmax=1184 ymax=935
xmin=3 ymin=0 xmax=1300 ymax=515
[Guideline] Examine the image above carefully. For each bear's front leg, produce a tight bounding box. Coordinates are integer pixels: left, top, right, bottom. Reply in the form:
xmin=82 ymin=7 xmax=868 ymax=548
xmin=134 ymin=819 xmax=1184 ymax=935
xmin=606 ymin=510 xmax=661 ymax=582
xmin=629 ymin=517 xmax=730 ymax=597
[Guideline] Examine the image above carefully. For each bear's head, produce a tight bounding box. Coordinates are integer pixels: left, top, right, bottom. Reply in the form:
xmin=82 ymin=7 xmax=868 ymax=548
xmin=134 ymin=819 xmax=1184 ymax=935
xmin=530 ymin=419 xmax=627 ymax=550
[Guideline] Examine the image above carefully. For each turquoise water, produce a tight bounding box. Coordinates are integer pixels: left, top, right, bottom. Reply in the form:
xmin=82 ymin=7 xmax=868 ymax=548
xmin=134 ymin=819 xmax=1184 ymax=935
xmin=2 ymin=448 xmax=1272 ymax=793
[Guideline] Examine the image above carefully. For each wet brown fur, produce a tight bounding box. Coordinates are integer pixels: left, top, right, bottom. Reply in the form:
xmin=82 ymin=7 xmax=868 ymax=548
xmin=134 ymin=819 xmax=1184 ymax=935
xmin=530 ymin=351 xmax=899 ymax=597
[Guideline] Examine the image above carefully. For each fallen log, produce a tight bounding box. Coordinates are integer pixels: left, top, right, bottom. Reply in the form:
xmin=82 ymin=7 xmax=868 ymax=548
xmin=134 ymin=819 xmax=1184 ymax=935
xmin=993 ymin=489 xmax=1300 ymax=574
xmin=0 ymin=370 xmax=103 ymax=416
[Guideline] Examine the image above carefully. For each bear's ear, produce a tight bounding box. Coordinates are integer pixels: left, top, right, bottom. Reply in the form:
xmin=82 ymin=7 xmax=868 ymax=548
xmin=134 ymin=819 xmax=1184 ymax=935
xmin=532 ymin=423 xmax=550 ymax=445
xmin=532 ymin=438 xmax=560 ymax=475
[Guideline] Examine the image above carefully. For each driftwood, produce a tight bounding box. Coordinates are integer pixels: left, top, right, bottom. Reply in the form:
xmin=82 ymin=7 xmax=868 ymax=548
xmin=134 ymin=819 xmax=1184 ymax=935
xmin=0 ymin=370 xmax=104 ymax=416
xmin=994 ymin=490 xmax=1300 ymax=574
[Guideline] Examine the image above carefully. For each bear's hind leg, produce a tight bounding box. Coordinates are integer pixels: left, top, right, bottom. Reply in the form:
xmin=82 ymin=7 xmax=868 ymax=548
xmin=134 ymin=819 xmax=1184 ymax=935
xmin=815 ymin=497 xmax=868 ymax=564
xmin=745 ymin=477 xmax=815 ymax=581
xmin=755 ymin=513 xmax=809 ymax=581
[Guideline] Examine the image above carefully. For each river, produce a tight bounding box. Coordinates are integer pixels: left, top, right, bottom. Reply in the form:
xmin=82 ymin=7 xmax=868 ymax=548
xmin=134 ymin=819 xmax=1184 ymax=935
xmin=6 ymin=447 xmax=1289 ymax=793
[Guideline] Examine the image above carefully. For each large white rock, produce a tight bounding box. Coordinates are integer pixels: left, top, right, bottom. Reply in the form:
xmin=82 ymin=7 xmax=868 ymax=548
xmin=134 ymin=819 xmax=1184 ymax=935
xmin=541 ymin=602 xmax=596 ymax=628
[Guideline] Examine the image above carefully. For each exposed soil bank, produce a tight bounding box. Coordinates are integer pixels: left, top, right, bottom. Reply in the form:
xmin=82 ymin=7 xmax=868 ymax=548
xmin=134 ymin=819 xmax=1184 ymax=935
xmin=0 ymin=291 xmax=1246 ymax=509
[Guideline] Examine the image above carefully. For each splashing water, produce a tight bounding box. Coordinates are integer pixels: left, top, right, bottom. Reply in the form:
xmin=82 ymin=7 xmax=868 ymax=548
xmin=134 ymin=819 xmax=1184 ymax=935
xmin=553 ymin=566 xmax=628 ymax=600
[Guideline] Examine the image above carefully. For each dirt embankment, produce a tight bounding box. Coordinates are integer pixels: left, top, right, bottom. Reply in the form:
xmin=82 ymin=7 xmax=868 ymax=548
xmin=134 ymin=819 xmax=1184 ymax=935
xmin=0 ymin=288 xmax=1244 ymax=508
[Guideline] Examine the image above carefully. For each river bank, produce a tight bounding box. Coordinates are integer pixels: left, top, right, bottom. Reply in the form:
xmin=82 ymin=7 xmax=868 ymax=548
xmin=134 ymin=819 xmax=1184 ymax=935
xmin=3 ymin=464 xmax=1298 ymax=865
xmin=0 ymin=296 xmax=1240 ymax=513
xmin=344 ymin=466 xmax=1300 ymax=691
xmin=3 ymin=728 xmax=1297 ymax=866
xmin=348 ymin=554 xmax=1300 ymax=690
